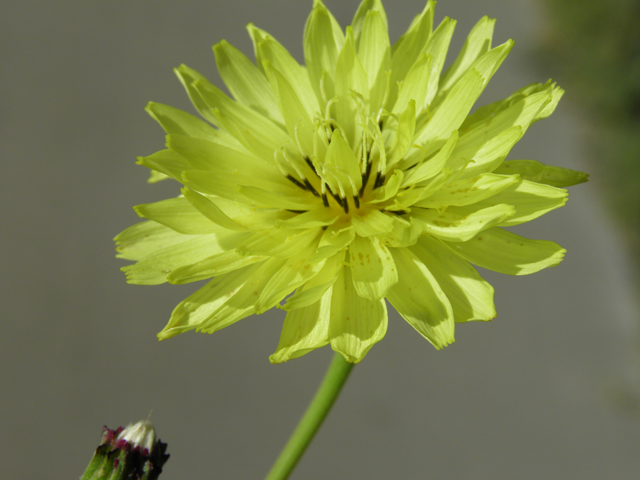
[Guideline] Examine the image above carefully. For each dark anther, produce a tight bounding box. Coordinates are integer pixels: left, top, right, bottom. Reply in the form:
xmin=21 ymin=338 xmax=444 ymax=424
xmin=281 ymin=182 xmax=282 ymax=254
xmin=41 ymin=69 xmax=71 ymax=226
xmin=378 ymin=119 xmax=384 ymax=131
xmin=325 ymin=184 xmax=344 ymax=208
xmin=286 ymin=174 xmax=307 ymax=191
xmin=304 ymin=157 xmax=319 ymax=178
xmin=373 ymin=171 xmax=385 ymax=189
xmin=322 ymin=192 xmax=329 ymax=207
xmin=322 ymin=225 xmax=328 ymax=231
xmin=342 ymin=197 xmax=349 ymax=214
xmin=303 ymin=179 xmax=320 ymax=197
xmin=286 ymin=209 xmax=308 ymax=214
xmin=359 ymin=161 xmax=372 ymax=197
xmin=388 ymin=209 xmax=407 ymax=215
xmin=353 ymin=195 xmax=360 ymax=209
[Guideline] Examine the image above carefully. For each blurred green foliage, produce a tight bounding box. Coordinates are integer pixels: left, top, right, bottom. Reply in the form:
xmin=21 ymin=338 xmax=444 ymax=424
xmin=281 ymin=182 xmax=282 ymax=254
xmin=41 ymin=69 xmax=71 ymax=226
xmin=538 ymin=0 xmax=640 ymax=261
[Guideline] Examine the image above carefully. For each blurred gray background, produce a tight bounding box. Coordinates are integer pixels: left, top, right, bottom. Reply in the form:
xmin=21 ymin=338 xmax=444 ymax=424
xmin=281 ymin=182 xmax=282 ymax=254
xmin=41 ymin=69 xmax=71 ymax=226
xmin=2 ymin=0 xmax=639 ymax=478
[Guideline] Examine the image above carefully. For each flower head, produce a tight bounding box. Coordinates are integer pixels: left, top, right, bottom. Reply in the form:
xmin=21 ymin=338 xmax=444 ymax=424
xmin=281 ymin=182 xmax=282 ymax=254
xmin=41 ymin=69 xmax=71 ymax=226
xmin=116 ymin=0 xmax=587 ymax=363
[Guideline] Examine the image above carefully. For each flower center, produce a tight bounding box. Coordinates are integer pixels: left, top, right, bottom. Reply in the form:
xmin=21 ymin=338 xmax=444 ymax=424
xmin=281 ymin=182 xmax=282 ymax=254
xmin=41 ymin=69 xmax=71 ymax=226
xmin=278 ymin=110 xmax=392 ymax=224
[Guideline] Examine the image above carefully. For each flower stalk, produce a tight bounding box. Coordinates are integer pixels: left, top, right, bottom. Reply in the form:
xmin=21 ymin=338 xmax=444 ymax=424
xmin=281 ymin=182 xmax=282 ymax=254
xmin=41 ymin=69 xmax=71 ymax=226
xmin=265 ymin=353 xmax=354 ymax=480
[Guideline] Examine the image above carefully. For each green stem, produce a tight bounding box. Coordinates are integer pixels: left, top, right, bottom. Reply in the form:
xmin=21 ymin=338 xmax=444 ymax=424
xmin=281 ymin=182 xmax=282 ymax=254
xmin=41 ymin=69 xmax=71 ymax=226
xmin=265 ymin=352 xmax=355 ymax=480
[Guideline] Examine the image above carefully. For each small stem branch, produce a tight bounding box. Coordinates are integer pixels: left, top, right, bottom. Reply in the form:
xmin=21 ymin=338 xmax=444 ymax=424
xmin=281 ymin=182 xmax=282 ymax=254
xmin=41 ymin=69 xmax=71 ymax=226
xmin=265 ymin=353 xmax=354 ymax=480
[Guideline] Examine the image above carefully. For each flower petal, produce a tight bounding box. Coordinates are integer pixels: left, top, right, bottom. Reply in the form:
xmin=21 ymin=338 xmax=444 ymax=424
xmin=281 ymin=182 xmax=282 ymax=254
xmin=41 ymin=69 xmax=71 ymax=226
xmin=333 ymin=28 xmax=369 ymax=148
xmin=369 ymin=169 xmax=403 ymax=203
xmin=421 ymin=16 xmax=456 ymax=108
xmin=409 ymin=67 xmax=484 ymax=161
xmin=256 ymin=239 xmax=326 ymax=313
xmin=237 ymin=185 xmax=318 ymax=210
xmin=194 ymin=257 xmax=288 ymax=334
xmin=270 ymin=288 xmax=332 ymax=364
xmin=450 ymin=88 xmax=554 ymax=174
xmin=134 ymin=197 xmax=221 ymax=235
xmin=313 ymin=224 xmax=356 ymax=261
xmin=395 ymin=167 xmax=456 ymax=208
xmin=213 ymin=40 xmax=283 ymax=125
xmin=349 ymin=234 xmax=398 ymax=300
xmin=122 ymin=233 xmax=235 ymax=285
xmin=410 ymin=203 xmax=515 ymax=242
xmin=356 ymin=9 xmax=391 ymax=111
xmin=237 ymin=227 xmax=321 ymax=257
xmin=352 ymin=209 xmax=394 ymax=237
xmin=387 ymin=100 xmax=416 ymax=168
xmin=191 ymin=77 xmax=288 ymax=164
xmin=400 ymin=130 xmax=458 ymax=185
xmin=412 ymin=39 xmax=513 ymax=155
xmin=329 ymin=265 xmax=388 ymax=363
xmin=157 ymin=262 xmax=266 ymax=339
xmin=411 ymin=236 xmax=496 ymax=322
xmin=461 ymin=81 xmax=561 ymax=133
xmin=283 ymin=253 xmax=344 ymax=310
xmin=392 ymin=53 xmax=431 ymax=116
xmin=322 ymin=129 xmax=362 ymax=196
xmin=379 ymin=215 xmax=424 ymax=248
xmin=352 ymin=0 xmax=388 ymax=46
xmin=248 ymin=24 xmax=320 ymax=118
xmin=417 ymin=172 xmax=520 ymax=209
xmin=182 ymin=188 xmax=248 ymax=231
xmin=493 ymin=160 xmax=589 ymax=187
xmin=166 ymin=134 xmax=281 ymax=183
xmin=166 ymin=248 xmax=264 ymax=284
xmin=389 ymin=1 xmax=435 ymax=108
xmin=146 ymin=102 xmax=238 ymax=146
xmin=173 ymin=64 xmax=220 ymax=125
xmin=304 ymin=0 xmax=345 ymax=104
xmin=276 ymin=207 xmax=342 ymax=229
xmin=453 ymin=125 xmax=524 ymax=179
xmin=137 ymin=149 xmax=191 ymax=183
xmin=115 ymin=221 xmax=185 ymax=261
xmin=387 ymin=247 xmax=454 ymax=349
xmin=180 ymin=170 xmax=253 ymax=204
xmin=437 ymin=16 xmax=496 ymax=100
xmin=265 ymin=65 xmax=315 ymax=158
xmin=445 ymin=227 xmax=566 ymax=275
xmin=469 ymin=179 xmax=568 ymax=226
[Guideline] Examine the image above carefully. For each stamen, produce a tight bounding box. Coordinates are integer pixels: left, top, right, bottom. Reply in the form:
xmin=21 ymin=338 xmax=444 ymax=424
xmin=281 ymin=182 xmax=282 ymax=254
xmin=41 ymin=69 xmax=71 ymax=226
xmin=281 ymin=148 xmax=308 ymax=181
xmin=325 ymin=183 xmax=344 ymax=208
xmin=359 ymin=160 xmax=372 ymax=197
xmin=304 ymin=156 xmax=319 ymax=178
xmin=286 ymin=209 xmax=308 ymax=214
xmin=303 ymin=179 xmax=320 ymax=197
xmin=322 ymin=192 xmax=329 ymax=207
xmin=342 ymin=197 xmax=349 ymax=214
xmin=353 ymin=195 xmax=360 ymax=209
xmin=373 ymin=171 xmax=386 ymax=189
xmin=286 ymin=174 xmax=308 ymax=191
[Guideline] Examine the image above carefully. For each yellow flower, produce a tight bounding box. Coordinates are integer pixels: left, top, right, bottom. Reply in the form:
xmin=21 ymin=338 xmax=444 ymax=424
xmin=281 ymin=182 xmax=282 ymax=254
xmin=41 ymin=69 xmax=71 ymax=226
xmin=115 ymin=0 xmax=587 ymax=363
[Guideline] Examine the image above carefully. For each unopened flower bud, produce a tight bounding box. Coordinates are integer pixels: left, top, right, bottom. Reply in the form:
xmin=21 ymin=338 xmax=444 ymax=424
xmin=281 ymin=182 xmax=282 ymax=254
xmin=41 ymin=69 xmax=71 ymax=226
xmin=81 ymin=420 xmax=169 ymax=480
